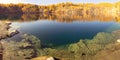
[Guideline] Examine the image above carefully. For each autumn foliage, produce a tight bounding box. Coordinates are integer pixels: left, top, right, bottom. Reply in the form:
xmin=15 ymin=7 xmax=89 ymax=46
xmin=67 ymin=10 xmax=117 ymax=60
xmin=0 ymin=2 xmax=120 ymax=21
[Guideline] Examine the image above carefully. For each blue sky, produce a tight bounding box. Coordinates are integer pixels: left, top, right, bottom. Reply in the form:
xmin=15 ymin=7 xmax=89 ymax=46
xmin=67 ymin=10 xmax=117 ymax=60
xmin=0 ymin=0 xmax=119 ymax=5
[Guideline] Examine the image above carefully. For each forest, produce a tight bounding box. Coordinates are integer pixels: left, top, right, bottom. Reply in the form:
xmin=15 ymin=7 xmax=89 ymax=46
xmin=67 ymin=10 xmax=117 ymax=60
xmin=0 ymin=2 xmax=120 ymax=22
xmin=0 ymin=2 xmax=120 ymax=15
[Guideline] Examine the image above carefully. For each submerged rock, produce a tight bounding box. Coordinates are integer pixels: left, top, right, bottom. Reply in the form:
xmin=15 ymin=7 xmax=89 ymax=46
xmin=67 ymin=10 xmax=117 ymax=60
xmin=112 ymin=30 xmax=120 ymax=34
xmin=94 ymin=43 xmax=120 ymax=60
xmin=112 ymin=30 xmax=120 ymax=39
xmin=1 ymin=34 xmax=41 ymax=60
xmin=68 ymin=32 xmax=117 ymax=60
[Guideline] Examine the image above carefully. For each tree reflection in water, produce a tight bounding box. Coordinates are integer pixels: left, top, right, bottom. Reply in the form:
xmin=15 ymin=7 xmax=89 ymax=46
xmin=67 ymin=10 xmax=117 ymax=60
xmin=0 ymin=12 xmax=119 ymax=23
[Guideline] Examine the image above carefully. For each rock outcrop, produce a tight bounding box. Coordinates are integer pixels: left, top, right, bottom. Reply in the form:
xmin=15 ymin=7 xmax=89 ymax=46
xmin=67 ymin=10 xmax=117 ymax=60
xmin=1 ymin=34 xmax=41 ymax=60
xmin=0 ymin=42 xmax=3 ymax=60
xmin=0 ymin=21 xmax=19 ymax=40
xmin=94 ymin=42 xmax=120 ymax=60
xmin=0 ymin=21 xmax=19 ymax=60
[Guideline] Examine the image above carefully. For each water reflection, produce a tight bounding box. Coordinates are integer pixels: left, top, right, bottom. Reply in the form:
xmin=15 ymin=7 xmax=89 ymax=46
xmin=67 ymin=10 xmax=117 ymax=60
xmin=0 ymin=13 xmax=119 ymax=23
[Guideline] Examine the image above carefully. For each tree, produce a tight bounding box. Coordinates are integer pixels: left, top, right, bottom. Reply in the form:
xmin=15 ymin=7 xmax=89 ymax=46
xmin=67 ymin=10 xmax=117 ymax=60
xmin=22 ymin=4 xmax=39 ymax=14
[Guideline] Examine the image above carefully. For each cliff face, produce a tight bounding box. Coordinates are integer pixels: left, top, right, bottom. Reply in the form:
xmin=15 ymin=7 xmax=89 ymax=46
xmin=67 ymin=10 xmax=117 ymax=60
xmin=55 ymin=5 xmax=119 ymax=19
xmin=0 ymin=2 xmax=120 ymax=18
xmin=0 ymin=2 xmax=120 ymax=23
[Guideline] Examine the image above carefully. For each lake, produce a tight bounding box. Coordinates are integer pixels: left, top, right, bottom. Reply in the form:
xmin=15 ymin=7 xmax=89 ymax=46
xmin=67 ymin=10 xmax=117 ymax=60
xmin=1 ymin=13 xmax=119 ymax=47
xmin=11 ymin=19 xmax=120 ymax=47
xmin=0 ymin=2 xmax=120 ymax=60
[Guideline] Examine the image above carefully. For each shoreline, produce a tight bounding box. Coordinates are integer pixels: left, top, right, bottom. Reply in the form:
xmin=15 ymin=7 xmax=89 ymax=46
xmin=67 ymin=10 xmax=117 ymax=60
xmin=0 ymin=21 xmax=120 ymax=60
xmin=0 ymin=21 xmax=19 ymax=60
xmin=0 ymin=21 xmax=19 ymax=40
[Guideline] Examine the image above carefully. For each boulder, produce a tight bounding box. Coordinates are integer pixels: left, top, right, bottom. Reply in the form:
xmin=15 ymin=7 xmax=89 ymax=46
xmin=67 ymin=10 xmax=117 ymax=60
xmin=94 ymin=43 xmax=120 ymax=60
xmin=7 ymin=30 xmax=19 ymax=37
xmin=117 ymin=39 xmax=120 ymax=43
xmin=47 ymin=57 xmax=54 ymax=60
xmin=0 ymin=21 xmax=18 ymax=40
xmin=31 ymin=56 xmax=55 ymax=60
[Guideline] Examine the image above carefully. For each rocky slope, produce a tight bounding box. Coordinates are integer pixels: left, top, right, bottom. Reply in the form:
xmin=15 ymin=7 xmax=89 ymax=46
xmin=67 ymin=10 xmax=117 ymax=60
xmin=0 ymin=21 xmax=19 ymax=39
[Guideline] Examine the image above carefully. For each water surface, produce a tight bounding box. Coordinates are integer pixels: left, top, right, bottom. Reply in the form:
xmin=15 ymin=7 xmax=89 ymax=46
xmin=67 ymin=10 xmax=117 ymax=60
xmin=11 ymin=20 xmax=118 ymax=46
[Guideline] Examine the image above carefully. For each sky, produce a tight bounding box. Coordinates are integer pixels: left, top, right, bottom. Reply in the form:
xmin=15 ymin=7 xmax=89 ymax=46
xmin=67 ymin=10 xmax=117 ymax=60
xmin=0 ymin=0 xmax=119 ymax=5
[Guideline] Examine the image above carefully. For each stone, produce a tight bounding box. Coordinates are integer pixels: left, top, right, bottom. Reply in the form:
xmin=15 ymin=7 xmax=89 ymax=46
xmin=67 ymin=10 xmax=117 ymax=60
xmin=1 ymin=34 xmax=41 ymax=60
xmin=0 ymin=21 xmax=18 ymax=40
xmin=117 ymin=39 xmax=120 ymax=43
xmin=32 ymin=56 xmax=55 ymax=60
xmin=46 ymin=57 xmax=54 ymax=60
xmin=8 ymin=30 xmax=19 ymax=37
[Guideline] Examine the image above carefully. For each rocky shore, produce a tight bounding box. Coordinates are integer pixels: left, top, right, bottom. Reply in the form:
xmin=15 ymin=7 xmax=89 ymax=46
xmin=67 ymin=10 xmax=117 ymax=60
xmin=93 ymin=30 xmax=120 ymax=60
xmin=0 ymin=21 xmax=120 ymax=60
xmin=94 ymin=42 xmax=120 ymax=60
xmin=0 ymin=21 xmax=19 ymax=60
xmin=0 ymin=21 xmax=19 ymax=40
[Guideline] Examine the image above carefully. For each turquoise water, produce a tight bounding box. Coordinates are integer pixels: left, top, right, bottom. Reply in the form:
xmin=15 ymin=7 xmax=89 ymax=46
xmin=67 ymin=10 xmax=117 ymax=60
xmin=11 ymin=20 xmax=119 ymax=46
